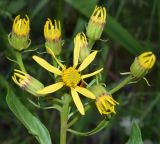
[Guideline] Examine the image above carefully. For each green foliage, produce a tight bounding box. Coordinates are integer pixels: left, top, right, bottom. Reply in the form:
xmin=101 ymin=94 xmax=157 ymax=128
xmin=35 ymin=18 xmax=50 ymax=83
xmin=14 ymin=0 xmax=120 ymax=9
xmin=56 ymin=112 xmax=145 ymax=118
xmin=127 ymin=122 xmax=143 ymax=144
xmin=6 ymin=84 xmax=52 ymax=144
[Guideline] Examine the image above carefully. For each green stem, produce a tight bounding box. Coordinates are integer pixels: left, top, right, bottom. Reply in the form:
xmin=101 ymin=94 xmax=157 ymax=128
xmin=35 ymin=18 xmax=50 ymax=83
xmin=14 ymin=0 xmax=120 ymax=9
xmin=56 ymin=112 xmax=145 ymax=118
xmin=67 ymin=103 xmax=91 ymax=128
xmin=109 ymin=75 xmax=133 ymax=95
xmin=88 ymin=39 xmax=95 ymax=51
xmin=15 ymin=51 xmax=26 ymax=72
xmin=60 ymin=94 xmax=70 ymax=144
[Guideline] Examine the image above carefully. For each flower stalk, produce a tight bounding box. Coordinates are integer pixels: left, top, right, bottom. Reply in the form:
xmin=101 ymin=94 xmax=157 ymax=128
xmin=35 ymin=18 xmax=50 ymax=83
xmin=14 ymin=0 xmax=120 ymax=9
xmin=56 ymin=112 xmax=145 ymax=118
xmin=60 ymin=94 xmax=71 ymax=144
xmin=15 ymin=51 xmax=26 ymax=72
xmin=109 ymin=75 xmax=133 ymax=95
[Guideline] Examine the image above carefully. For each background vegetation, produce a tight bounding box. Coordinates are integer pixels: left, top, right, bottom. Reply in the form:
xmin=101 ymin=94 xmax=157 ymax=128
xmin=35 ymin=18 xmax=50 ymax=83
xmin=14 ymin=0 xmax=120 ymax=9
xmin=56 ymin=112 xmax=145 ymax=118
xmin=0 ymin=0 xmax=159 ymax=143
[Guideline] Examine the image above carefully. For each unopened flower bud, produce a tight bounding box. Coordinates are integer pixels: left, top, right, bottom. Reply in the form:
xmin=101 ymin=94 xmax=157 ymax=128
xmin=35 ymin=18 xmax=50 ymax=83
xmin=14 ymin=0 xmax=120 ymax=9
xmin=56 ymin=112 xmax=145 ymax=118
xmin=8 ymin=15 xmax=31 ymax=51
xmin=130 ymin=52 xmax=156 ymax=79
xmin=74 ymin=32 xmax=90 ymax=62
xmin=86 ymin=6 xmax=106 ymax=40
xmin=12 ymin=69 xmax=44 ymax=96
xmin=44 ymin=18 xmax=62 ymax=55
xmin=90 ymin=85 xmax=119 ymax=115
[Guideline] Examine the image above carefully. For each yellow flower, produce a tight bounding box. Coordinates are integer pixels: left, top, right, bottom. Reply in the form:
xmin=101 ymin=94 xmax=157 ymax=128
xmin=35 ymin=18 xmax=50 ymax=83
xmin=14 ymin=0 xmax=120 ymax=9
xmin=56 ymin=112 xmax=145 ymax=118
xmin=32 ymin=34 xmax=103 ymax=115
xmin=96 ymin=94 xmax=119 ymax=115
xmin=90 ymin=85 xmax=118 ymax=115
xmin=44 ymin=18 xmax=61 ymax=41
xmin=87 ymin=6 xmax=106 ymax=40
xmin=12 ymin=69 xmax=44 ymax=96
xmin=8 ymin=15 xmax=30 ymax=51
xmin=12 ymin=15 xmax=30 ymax=36
xmin=130 ymin=52 xmax=156 ymax=78
xmin=78 ymin=32 xmax=90 ymax=62
xmin=44 ymin=18 xmax=62 ymax=55
xmin=138 ymin=52 xmax=156 ymax=69
xmin=91 ymin=6 xmax=106 ymax=25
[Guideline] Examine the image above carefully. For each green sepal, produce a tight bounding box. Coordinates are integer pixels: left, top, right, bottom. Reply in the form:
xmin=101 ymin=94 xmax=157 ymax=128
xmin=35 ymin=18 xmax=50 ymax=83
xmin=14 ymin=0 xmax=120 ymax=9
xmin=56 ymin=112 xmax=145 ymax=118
xmin=86 ymin=22 xmax=104 ymax=40
xmin=130 ymin=58 xmax=148 ymax=78
xmin=45 ymin=40 xmax=62 ymax=55
xmin=8 ymin=33 xmax=31 ymax=51
xmin=67 ymin=118 xmax=109 ymax=136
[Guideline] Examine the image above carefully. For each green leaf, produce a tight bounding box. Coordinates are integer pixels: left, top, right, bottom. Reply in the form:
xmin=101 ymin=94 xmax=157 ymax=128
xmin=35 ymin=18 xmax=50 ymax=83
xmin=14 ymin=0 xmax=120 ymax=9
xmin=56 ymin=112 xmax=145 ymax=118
xmin=126 ymin=122 xmax=143 ymax=144
xmin=6 ymin=87 xmax=52 ymax=144
xmin=65 ymin=0 xmax=149 ymax=55
xmin=67 ymin=119 xmax=109 ymax=136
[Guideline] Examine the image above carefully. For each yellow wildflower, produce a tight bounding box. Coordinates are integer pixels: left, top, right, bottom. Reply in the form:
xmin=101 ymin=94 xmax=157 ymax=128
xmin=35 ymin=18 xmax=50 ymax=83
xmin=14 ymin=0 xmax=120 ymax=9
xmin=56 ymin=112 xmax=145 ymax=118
xmin=32 ymin=33 xmax=103 ymax=115
xmin=8 ymin=15 xmax=31 ymax=51
xmin=130 ymin=52 xmax=156 ymax=78
xmin=87 ymin=6 xmax=106 ymax=40
xmin=44 ymin=18 xmax=61 ymax=41
xmin=12 ymin=15 xmax=30 ymax=36
xmin=12 ymin=69 xmax=44 ymax=96
xmin=90 ymin=85 xmax=119 ymax=115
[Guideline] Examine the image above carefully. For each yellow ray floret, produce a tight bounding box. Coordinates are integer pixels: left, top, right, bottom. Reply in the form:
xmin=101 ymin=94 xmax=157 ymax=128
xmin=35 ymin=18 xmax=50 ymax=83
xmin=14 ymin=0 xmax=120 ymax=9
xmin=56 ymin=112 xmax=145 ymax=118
xmin=33 ymin=33 xmax=103 ymax=115
xmin=12 ymin=15 xmax=30 ymax=36
xmin=138 ymin=52 xmax=156 ymax=69
xmin=44 ymin=18 xmax=61 ymax=41
xmin=91 ymin=6 xmax=106 ymax=25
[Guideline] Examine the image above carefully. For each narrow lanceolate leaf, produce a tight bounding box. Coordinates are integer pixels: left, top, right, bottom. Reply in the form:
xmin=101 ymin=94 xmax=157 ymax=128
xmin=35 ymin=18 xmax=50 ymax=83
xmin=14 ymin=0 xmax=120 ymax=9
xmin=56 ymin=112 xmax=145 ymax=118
xmin=126 ymin=122 xmax=143 ymax=144
xmin=67 ymin=119 xmax=109 ymax=136
xmin=6 ymin=87 xmax=52 ymax=144
xmin=65 ymin=0 xmax=149 ymax=55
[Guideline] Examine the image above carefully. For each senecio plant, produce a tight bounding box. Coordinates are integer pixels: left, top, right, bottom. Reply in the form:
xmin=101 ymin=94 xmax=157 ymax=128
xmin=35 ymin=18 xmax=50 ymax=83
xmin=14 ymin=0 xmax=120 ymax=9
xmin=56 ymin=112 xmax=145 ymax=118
xmin=8 ymin=6 xmax=156 ymax=144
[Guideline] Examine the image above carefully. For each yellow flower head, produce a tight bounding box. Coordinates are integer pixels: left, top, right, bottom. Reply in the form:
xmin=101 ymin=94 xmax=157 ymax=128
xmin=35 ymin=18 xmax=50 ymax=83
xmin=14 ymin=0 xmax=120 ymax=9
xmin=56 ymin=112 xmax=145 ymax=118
xmin=87 ymin=6 xmax=106 ymax=40
xmin=12 ymin=15 xmax=30 ymax=36
xmin=32 ymin=33 xmax=103 ymax=115
xmin=12 ymin=69 xmax=44 ymax=96
xmin=96 ymin=94 xmax=119 ymax=115
xmin=90 ymin=85 xmax=118 ymax=115
xmin=130 ymin=52 xmax=156 ymax=79
xmin=91 ymin=6 xmax=106 ymax=25
xmin=44 ymin=18 xmax=61 ymax=41
xmin=138 ymin=52 xmax=156 ymax=69
xmin=76 ymin=32 xmax=90 ymax=62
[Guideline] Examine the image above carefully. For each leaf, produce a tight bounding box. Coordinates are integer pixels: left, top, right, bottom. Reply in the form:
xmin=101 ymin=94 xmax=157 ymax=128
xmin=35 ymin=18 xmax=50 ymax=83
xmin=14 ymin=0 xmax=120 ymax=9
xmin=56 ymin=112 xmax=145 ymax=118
xmin=65 ymin=0 xmax=149 ymax=55
xmin=67 ymin=119 xmax=109 ymax=136
xmin=6 ymin=87 xmax=52 ymax=144
xmin=126 ymin=122 xmax=143 ymax=144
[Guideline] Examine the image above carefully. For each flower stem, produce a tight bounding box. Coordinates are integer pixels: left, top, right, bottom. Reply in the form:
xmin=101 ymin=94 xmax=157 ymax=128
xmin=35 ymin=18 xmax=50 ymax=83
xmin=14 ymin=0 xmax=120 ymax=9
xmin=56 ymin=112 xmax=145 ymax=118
xmin=109 ymin=75 xmax=133 ymax=95
xmin=88 ymin=39 xmax=95 ymax=51
xmin=15 ymin=51 xmax=26 ymax=72
xmin=60 ymin=94 xmax=70 ymax=144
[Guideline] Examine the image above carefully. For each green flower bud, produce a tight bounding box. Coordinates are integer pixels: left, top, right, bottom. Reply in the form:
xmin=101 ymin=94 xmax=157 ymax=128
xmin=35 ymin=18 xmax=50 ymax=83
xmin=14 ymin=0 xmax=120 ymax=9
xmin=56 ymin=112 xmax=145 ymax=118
xmin=130 ymin=52 xmax=156 ymax=79
xmin=44 ymin=18 xmax=62 ymax=55
xmin=8 ymin=15 xmax=31 ymax=51
xmin=90 ymin=85 xmax=119 ymax=115
xmin=12 ymin=69 xmax=44 ymax=96
xmin=86 ymin=6 xmax=106 ymax=40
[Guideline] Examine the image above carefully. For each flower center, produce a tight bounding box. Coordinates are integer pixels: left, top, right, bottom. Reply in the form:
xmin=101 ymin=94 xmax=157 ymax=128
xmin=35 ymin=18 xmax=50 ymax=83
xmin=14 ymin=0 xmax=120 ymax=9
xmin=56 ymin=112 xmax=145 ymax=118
xmin=62 ymin=67 xmax=81 ymax=88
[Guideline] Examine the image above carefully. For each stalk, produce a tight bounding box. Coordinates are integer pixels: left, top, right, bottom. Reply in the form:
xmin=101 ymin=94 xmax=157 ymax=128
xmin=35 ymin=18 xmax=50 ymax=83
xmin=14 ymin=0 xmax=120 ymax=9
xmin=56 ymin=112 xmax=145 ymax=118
xmin=60 ymin=94 xmax=70 ymax=144
xmin=15 ymin=51 xmax=26 ymax=72
xmin=109 ymin=75 xmax=133 ymax=94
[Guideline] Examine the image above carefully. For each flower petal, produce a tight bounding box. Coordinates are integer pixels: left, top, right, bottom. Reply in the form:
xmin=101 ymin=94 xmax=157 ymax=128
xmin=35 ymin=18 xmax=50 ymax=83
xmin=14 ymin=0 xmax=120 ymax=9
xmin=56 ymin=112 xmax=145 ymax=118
xmin=81 ymin=68 xmax=103 ymax=79
xmin=71 ymin=88 xmax=85 ymax=115
xmin=37 ymin=82 xmax=64 ymax=94
xmin=33 ymin=55 xmax=62 ymax=75
xmin=46 ymin=47 xmax=66 ymax=70
xmin=78 ymin=51 xmax=98 ymax=71
xmin=73 ymin=36 xmax=80 ymax=67
xmin=75 ymin=86 xmax=96 ymax=99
